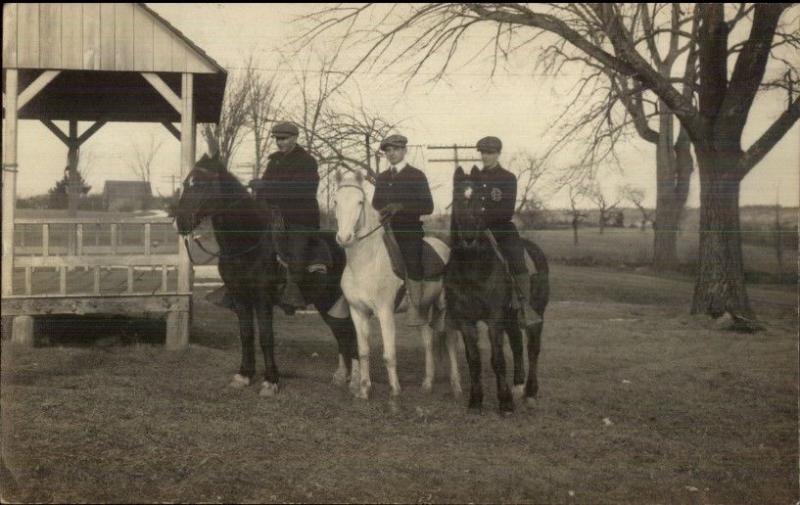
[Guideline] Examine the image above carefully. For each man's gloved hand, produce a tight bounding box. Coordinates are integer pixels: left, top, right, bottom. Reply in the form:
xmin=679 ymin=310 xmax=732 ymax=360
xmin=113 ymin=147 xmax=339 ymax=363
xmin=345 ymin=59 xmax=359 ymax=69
xmin=249 ymin=179 xmax=267 ymax=193
xmin=379 ymin=202 xmax=404 ymax=220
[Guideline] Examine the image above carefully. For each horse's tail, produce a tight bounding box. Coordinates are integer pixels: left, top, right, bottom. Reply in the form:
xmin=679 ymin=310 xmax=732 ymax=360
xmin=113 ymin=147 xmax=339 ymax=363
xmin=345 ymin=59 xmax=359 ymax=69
xmin=523 ymin=238 xmax=550 ymax=315
xmin=432 ymin=288 xmax=448 ymax=362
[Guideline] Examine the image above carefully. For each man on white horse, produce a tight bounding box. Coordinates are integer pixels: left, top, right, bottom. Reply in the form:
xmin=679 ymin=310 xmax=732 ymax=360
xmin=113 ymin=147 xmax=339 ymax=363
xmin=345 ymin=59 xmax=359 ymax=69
xmin=372 ymin=134 xmax=434 ymax=327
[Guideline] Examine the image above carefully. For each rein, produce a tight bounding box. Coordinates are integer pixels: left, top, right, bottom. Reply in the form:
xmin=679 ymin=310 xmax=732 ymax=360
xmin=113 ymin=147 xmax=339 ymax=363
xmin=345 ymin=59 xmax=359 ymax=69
xmin=337 ymin=181 xmax=392 ymax=241
xmin=178 ymin=187 xmax=268 ymax=265
xmin=183 ymin=233 xmax=267 ymax=265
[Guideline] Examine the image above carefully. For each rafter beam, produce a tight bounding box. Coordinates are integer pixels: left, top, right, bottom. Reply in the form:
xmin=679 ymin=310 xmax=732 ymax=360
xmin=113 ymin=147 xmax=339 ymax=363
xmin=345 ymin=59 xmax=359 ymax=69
xmin=162 ymin=122 xmax=181 ymax=141
xmin=142 ymin=72 xmax=181 ymax=114
xmin=76 ymin=121 xmax=107 ymax=146
xmin=40 ymin=119 xmax=71 ymax=146
xmin=18 ymin=70 xmax=60 ymax=110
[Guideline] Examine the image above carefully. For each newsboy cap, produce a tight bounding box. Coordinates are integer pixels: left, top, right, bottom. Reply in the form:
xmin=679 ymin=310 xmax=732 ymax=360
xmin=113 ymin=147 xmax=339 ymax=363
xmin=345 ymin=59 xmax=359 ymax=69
xmin=271 ymin=121 xmax=299 ymax=137
xmin=476 ymin=136 xmax=502 ymax=152
xmin=380 ymin=134 xmax=408 ymax=151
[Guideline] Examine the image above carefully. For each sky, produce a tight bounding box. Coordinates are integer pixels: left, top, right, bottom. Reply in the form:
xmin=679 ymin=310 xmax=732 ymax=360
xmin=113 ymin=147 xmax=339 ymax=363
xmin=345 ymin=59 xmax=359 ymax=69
xmin=11 ymin=3 xmax=799 ymax=212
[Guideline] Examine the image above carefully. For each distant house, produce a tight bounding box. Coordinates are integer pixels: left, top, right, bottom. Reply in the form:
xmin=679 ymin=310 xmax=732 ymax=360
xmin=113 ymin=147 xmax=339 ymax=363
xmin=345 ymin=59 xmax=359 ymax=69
xmin=103 ymin=181 xmax=152 ymax=211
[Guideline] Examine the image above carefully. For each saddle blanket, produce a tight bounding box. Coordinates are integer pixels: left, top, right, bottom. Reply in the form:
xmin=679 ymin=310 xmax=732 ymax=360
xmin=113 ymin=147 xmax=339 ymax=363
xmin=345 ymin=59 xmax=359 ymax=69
xmin=383 ymin=233 xmax=450 ymax=280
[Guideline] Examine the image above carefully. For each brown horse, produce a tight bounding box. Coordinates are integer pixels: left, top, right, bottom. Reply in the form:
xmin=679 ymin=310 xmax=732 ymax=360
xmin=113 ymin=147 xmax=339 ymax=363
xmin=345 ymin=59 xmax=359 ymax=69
xmin=173 ymin=154 xmax=358 ymax=396
xmin=446 ymin=165 xmax=549 ymax=412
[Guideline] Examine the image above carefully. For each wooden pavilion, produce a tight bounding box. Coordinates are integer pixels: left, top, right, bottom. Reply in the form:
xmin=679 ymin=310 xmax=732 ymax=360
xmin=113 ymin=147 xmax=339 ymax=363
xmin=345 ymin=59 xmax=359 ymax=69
xmin=2 ymin=3 xmax=227 ymax=348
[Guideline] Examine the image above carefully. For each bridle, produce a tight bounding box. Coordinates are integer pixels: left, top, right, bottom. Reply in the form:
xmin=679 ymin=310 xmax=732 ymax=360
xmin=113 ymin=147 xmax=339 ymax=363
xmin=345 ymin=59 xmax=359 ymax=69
xmin=177 ymin=172 xmax=268 ymax=264
xmin=336 ymin=181 xmax=391 ymax=241
xmin=452 ymin=184 xmax=485 ymax=250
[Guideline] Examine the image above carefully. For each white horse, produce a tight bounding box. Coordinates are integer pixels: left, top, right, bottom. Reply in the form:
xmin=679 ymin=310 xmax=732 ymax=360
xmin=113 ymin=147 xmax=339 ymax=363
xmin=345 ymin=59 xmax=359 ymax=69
xmin=333 ymin=170 xmax=462 ymax=400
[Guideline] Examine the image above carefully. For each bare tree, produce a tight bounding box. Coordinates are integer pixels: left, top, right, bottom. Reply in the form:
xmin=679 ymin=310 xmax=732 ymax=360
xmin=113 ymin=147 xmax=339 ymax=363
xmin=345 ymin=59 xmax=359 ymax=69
xmin=128 ymin=133 xmax=163 ymax=184
xmin=564 ymin=181 xmax=589 ymax=246
xmin=283 ymin=51 xmax=398 ymax=183
xmin=622 ymin=185 xmax=653 ymax=231
xmin=201 ymin=68 xmax=251 ymax=168
xmin=300 ymin=3 xmax=800 ymax=321
xmin=585 ymin=180 xmax=622 ymax=234
xmin=244 ymin=59 xmax=286 ymax=176
xmin=535 ymin=4 xmax=702 ymax=270
xmin=508 ymin=151 xmax=548 ymax=212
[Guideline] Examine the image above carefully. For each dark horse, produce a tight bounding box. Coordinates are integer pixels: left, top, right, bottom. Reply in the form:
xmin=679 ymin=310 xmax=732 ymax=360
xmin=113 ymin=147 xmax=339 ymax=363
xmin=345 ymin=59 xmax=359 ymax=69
xmin=446 ymin=166 xmax=550 ymax=412
xmin=174 ymin=153 xmax=358 ymax=396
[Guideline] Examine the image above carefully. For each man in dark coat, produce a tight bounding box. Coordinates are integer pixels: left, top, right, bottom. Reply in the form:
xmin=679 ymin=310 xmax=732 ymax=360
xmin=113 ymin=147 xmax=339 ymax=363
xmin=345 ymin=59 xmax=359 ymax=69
xmin=474 ymin=136 xmax=541 ymax=328
xmin=252 ymin=121 xmax=320 ymax=311
xmin=372 ymin=134 xmax=434 ymax=326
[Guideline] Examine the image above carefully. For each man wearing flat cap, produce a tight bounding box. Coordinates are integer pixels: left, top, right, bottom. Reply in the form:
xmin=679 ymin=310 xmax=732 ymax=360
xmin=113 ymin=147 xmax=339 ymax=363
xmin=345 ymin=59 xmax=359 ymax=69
xmin=253 ymin=121 xmax=320 ymax=312
xmin=474 ymin=135 xmax=541 ymax=327
xmin=372 ymin=134 xmax=434 ymax=326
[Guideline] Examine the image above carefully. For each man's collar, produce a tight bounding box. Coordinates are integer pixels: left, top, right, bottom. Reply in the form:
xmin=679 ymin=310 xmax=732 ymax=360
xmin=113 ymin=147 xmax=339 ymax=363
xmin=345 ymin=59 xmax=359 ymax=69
xmin=389 ymin=160 xmax=408 ymax=172
xmin=270 ymin=144 xmax=302 ymax=159
xmin=482 ymin=162 xmax=501 ymax=171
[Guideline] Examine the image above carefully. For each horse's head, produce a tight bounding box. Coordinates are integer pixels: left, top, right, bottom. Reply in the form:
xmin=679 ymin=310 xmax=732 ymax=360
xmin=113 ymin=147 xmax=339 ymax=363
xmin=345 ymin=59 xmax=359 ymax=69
xmin=451 ymin=165 xmax=486 ymax=247
xmin=334 ymin=169 xmax=367 ymax=247
xmin=174 ymin=152 xmax=227 ymax=235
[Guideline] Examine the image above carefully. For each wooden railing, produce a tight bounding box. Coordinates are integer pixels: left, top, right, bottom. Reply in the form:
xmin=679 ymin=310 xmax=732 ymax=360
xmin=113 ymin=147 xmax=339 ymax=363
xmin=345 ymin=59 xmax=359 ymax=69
xmin=11 ymin=217 xmax=182 ymax=297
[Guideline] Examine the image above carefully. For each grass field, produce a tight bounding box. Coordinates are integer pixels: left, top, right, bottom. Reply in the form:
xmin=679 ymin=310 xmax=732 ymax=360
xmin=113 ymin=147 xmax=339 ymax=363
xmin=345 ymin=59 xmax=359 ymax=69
xmin=523 ymin=228 xmax=796 ymax=280
xmin=1 ymin=261 xmax=797 ymax=503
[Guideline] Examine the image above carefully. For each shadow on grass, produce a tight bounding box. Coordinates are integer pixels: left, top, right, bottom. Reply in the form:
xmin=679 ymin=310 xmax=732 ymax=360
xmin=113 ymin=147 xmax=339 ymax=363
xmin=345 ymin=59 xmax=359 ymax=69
xmin=0 ymin=315 xmax=167 ymax=348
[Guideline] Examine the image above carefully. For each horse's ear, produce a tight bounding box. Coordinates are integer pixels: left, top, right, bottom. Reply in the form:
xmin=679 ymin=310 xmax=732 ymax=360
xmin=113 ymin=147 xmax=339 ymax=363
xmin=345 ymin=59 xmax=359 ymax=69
xmin=469 ymin=165 xmax=479 ymax=178
xmin=454 ymin=165 xmax=465 ymax=181
xmin=194 ymin=153 xmax=210 ymax=171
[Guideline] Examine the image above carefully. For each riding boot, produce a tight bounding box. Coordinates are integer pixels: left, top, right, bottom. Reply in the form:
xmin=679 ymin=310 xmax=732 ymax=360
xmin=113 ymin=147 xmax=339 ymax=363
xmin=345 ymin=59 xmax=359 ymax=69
xmin=405 ymin=279 xmax=427 ymax=327
xmin=513 ymin=273 xmax=542 ymax=328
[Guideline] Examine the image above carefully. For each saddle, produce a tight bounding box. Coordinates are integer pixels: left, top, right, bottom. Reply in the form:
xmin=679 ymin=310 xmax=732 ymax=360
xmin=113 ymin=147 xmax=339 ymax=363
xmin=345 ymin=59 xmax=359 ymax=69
xmin=382 ymin=228 xmax=449 ymax=281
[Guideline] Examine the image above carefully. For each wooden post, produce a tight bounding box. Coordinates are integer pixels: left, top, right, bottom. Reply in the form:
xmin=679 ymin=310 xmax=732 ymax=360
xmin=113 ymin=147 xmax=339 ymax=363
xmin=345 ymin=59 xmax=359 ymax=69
xmin=67 ymin=120 xmax=80 ymax=218
xmin=4 ymin=70 xmax=33 ymax=348
xmin=167 ymin=72 xmax=195 ymax=350
xmin=3 ymin=69 xmax=19 ymax=298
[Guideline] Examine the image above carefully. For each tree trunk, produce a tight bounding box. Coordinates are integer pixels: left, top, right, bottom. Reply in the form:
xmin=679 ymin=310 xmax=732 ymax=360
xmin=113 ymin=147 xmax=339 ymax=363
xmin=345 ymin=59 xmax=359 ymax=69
xmin=652 ymin=111 xmax=693 ymax=270
xmin=690 ymin=151 xmax=752 ymax=318
xmin=598 ymin=210 xmax=605 ymax=234
xmin=572 ymin=219 xmax=579 ymax=246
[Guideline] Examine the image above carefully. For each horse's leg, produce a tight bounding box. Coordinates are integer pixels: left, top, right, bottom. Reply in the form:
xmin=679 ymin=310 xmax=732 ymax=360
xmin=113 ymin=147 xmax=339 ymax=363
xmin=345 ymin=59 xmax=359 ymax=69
xmin=446 ymin=329 xmax=463 ymax=398
xmin=255 ymin=300 xmax=279 ymax=397
xmin=504 ymin=310 xmax=526 ymax=400
xmin=377 ymin=306 xmax=401 ymax=398
xmin=525 ymin=319 xmax=544 ymax=407
xmin=321 ymin=313 xmax=357 ymax=386
xmin=459 ymin=323 xmax=483 ymax=411
xmin=488 ymin=322 xmax=514 ymax=413
xmin=231 ymin=302 xmax=256 ymax=388
xmin=420 ymin=324 xmax=435 ymax=393
xmin=351 ymin=308 xmax=372 ymax=400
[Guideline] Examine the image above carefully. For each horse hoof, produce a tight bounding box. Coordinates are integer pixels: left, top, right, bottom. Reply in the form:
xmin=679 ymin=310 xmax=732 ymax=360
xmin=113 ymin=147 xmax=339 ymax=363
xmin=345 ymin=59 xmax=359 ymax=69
xmin=354 ymin=384 xmax=371 ymax=400
xmin=512 ymin=384 xmax=525 ymax=400
xmin=499 ymin=402 xmax=515 ymax=415
xmin=259 ymin=381 xmax=279 ymax=397
xmin=388 ymin=399 xmax=401 ymax=414
xmin=451 ymin=383 xmax=463 ymax=398
xmin=332 ymin=371 xmax=348 ymax=387
xmin=421 ymin=379 xmax=433 ymax=393
xmin=525 ymin=397 xmax=538 ymax=409
xmin=228 ymin=374 xmax=250 ymax=389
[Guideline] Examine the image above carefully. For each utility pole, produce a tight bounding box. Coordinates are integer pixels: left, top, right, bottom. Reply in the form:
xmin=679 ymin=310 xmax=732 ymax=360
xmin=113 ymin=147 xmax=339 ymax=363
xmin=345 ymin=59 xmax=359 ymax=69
xmin=426 ymin=144 xmax=481 ymax=170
